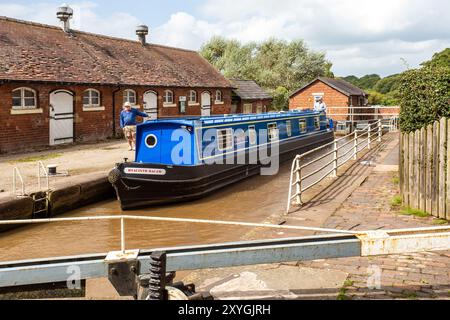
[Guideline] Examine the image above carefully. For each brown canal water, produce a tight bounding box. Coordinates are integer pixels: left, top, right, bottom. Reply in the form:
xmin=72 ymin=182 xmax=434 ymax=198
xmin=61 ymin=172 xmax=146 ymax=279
xmin=0 ymin=137 xmax=356 ymax=262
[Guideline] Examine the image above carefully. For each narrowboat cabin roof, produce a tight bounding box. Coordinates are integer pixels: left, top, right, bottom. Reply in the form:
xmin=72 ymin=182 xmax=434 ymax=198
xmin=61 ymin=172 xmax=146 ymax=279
xmin=138 ymin=110 xmax=322 ymax=129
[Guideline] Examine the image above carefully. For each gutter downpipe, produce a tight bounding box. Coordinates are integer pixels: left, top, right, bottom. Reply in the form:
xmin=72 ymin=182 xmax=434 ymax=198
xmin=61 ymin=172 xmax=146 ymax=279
xmin=112 ymin=84 xmax=122 ymax=137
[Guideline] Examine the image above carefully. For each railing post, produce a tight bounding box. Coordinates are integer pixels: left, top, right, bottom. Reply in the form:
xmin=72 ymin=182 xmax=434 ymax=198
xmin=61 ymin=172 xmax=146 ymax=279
xmin=295 ymin=158 xmax=302 ymax=206
xmin=378 ymin=120 xmax=382 ymax=142
xmin=368 ymin=124 xmax=372 ymax=150
xmin=13 ymin=169 xmax=16 ymax=195
xmin=353 ymin=130 xmax=358 ymax=160
xmin=121 ymin=217 xmax=125 ymax=253
xmin=332 ymin=140 xmax=338 ymax=178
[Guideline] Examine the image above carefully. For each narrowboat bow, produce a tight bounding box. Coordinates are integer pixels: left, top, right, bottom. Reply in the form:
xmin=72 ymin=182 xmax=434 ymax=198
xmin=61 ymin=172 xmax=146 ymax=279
xmin=109 ymin=111 xmax=334 ymax=210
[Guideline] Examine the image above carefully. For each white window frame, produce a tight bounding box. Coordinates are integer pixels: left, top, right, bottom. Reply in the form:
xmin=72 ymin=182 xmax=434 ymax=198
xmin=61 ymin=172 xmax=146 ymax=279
xmin=123 ymin=89 xmax=137 ymax=105
xmin=286 ymin=120 xmax=292 ymax=137
xmin=217 ymin=128 xmax=234 ymax=151
xmin=248 ymin=125 xmax=257 ymax=145
xmin=243 ymin=103 xmax=253 ymax=114
xmin=215 ymin=90 xmax=223 ymax=104
xmin=299 ymin=119 xmax=307 ymax=134
xmin=189 ymin=90 xmax=197 ymax=104
xmin=267 ymin=122 xmax=279 ymax=141
xmin=12 ymin=87 xmax=37 ymax=110
xmin=83 ymin=89 xmax=101 ymax=107
xmin=256 ymin=105 xmax=263 ymax=114
xmin=164 ymin=90 xmax=174 ymax=105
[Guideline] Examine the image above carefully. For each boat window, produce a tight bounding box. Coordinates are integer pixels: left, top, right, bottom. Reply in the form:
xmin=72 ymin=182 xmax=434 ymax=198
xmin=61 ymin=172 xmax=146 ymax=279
xmin=286 ymin=121 xmax=292 ymax=137
xmin=248 ymin=125 xmax=257 ymax=145
xmin=145 ymin=134 xmax=158 ymax=149
xmin=267 ymin=123 xmax=279 ymax=141
xmin=299 ymin=119 xmax=307 ymax=133
xmin=217 ymin=129 xmax=234 ymax=151
xmin=314 ymin=117 xmax=321 ymax=131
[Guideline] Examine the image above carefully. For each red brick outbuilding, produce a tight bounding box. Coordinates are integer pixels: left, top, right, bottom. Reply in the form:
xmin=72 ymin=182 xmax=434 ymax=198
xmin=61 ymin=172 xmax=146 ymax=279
xmin=0 ymin=16 xmax=233 ymax=154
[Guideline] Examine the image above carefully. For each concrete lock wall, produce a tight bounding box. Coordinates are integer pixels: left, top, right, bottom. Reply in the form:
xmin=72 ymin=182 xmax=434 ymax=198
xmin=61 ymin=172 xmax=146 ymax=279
xmin=0 ymin=173 xmax=115 ymax=233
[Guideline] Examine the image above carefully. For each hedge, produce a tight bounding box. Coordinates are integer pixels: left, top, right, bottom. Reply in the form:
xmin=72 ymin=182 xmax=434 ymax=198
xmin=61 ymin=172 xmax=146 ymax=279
xmin=399 ymin=66 xmax=450 ymax=133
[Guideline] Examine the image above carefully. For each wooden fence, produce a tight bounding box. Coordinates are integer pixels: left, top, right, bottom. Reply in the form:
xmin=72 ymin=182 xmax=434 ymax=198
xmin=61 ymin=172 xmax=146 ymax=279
xmin=400 ymin=118 xmax=449 ymax=220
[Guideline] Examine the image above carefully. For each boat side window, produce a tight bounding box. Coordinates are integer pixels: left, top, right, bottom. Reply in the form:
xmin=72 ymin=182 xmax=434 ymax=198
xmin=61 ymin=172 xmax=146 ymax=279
xmin=314 ymin=117 xmax=321 ymax=131
xmin=286 ymin=120 xmax=292 ymax=137
xmin=248 ymin=125 xmax=257 ymax=145
xmin=299 ymin=119 xmax=307 ymax=134
xmin=267 ymin=123 xmax=279 ymax=141
xmin=217 ymin=128 xmax=234 ymax=151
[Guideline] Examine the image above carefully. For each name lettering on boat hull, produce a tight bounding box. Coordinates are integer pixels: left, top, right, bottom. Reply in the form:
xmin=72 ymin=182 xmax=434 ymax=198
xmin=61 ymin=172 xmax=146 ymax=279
xmin=124 ymin=168 xmax=167 ymax=176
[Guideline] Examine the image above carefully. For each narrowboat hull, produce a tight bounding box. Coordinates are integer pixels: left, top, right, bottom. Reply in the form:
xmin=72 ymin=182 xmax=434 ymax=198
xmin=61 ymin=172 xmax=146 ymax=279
xmin=109 ymin=130 xmax=334 ymax=210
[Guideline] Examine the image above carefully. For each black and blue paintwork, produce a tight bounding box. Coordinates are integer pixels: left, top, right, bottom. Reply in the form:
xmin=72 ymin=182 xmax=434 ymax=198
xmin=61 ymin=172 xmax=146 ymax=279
xmin=109 ymin=110 xmax=334 ymax=210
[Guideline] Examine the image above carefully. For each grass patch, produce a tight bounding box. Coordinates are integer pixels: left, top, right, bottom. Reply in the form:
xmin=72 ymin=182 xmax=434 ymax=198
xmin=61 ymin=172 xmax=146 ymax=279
xmin=401 ymin=291 xmax=418 ymax=300
xmin=14 ymin=153 xmax=62 ymax=163
xmin=400 ymin=207 xmax=430 ymax=218
xmin=391 ymin=195 xmax=402 ymax=208
xmin=343 ymin=279 xmax=354 ymax=287
xmin=337 ymin=288 xmax=352 ymax=300
xmin=392 ymin=174 xmax=400 ymax=185
xmin=432 ymin=219 xmax=448 ymax=225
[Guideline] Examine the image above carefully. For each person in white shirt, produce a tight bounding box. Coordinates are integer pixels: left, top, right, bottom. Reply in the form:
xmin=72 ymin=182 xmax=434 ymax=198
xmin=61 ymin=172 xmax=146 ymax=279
xmin=314 ymin=97 xmax=327 ymax=113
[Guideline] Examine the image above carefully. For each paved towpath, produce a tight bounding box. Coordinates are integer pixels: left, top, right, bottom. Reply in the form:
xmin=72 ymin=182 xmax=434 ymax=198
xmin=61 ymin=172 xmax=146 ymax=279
xmin=183 ymin=133 xmax=450 ymax=300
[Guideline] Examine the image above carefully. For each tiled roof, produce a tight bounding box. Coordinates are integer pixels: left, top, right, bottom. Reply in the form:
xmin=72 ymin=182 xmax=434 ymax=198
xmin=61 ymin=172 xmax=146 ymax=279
xmin=290 ymin=77 xmax=367 ymax=97
xmin=0 ymin=17 xmax=232 ymax=88
xmin=230 ymin=79 xmax=272 ymax=100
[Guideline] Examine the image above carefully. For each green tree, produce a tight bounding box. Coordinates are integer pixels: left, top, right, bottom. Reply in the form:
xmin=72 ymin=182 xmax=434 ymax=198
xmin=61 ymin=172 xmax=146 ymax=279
xmin=421 ymin=48 xmax=450 ymax=68
xmin=271 ymin=86 xmax=290 ymax=111
xmin=399 ymin=66 xmax=450 ymax=132
xmin=199 ymin=36 xmax=332 ymax=95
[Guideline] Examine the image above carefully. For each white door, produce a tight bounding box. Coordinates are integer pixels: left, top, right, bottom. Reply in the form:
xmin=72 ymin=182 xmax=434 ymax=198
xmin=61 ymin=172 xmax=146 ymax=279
xmin=49 ymin=90 xmax=74 ymax=145
xmin=201 ymin=92 xmax=211 ymax=117
xmin=143 ymin=91 xmax=158 ymax=120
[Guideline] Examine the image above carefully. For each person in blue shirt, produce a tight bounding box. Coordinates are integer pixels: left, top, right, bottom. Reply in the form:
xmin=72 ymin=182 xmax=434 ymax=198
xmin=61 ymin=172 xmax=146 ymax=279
xmin=120 ymin=102 xmax=149 ymax=151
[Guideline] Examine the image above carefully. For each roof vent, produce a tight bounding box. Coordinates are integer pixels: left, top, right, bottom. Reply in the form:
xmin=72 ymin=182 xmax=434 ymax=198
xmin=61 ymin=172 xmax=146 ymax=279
xmin=136 ymin=25 xmax=149 ymax=46
xmin=57 ymin=4 xmax=73 ymax=33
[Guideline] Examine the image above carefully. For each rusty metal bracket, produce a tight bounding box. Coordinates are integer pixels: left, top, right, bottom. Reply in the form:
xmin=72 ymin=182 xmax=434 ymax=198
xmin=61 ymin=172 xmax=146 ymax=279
xmin=105 ymin=250 xmax=140 ymax=298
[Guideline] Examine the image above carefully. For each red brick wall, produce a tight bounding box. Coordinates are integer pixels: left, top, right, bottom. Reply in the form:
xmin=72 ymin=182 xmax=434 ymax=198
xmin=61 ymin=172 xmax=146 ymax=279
xmin=0 ymin=83 xmax=232 ymax=153
xmin=289 ymin=81 xmax=351 ymax=122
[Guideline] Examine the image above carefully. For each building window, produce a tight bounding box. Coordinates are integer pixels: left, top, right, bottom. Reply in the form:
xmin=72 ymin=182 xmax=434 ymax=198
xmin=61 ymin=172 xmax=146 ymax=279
xmin=215 ymin=90 xmax=223 ymax=103
xmin=267 ymin=123 xmax=279 ymax=141
xmin=243 ymin=104 xmax=253 ymax=114
xmin=83 ymin=89 xmax=100 ymax=107
xmin=123 ymin=89 xmax=136 ymax=105
xmin=164 ymin=90 xmax=174 ymax=104
xmin=286 ymin=121 xmax=292 ymax=137
xmin=189 ymin=90 xmax=197 ymax=103
xmin=256 ymin=105 xmax=263 ymax=114
xmin=248 ymin=125 xmax=257 ymax=145
xmin=217 ymin=128 xmax=234 ymax=151
xmin=299 ymin=119 xmax=307 ymax=133
xmin=12 ymin=88 xmax=37 ymax=110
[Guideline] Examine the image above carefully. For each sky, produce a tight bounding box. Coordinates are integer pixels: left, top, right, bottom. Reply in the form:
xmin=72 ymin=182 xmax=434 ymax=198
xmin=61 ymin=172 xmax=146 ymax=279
xmin=1 ymin=0 xmax=449 ymax=77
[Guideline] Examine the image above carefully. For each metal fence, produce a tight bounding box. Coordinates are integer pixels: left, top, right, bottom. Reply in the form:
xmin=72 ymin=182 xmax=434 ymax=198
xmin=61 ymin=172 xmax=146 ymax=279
xmin=287 ymin=120 xmax=384 ymax=213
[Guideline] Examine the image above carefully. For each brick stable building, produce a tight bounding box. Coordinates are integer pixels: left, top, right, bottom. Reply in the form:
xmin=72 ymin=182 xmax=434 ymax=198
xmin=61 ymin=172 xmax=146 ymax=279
xmin=0 ymin=13 xmax=233 ymax=154
xmin=229 ymin=79 xmax=273 ymax=114
xmin=289 ymin=77 xmax=370 ymax=125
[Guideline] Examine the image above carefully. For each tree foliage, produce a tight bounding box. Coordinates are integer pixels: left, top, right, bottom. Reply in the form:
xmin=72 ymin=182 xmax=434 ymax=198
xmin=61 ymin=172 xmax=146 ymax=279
xmin=200 ymin=36 xmax=332 ymax=110
xmin=421 ymin=48 xmax=450 ymax=68
xmin=399 ymin=66 xmax=450 ymax=133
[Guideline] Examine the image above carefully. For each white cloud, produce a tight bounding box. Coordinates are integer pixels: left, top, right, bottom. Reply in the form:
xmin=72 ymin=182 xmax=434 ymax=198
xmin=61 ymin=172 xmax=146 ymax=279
xmin=0 ymin=0 xmax=448 ymax=76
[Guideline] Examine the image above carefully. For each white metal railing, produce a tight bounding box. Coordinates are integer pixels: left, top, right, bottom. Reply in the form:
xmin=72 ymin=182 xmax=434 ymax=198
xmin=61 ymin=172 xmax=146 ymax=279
xmin=0 ymin=215 xmax=364 ymax=254
xmin=12 ymin=167 xmax=25 ymax=197
xmin=287 ymin=120 xmax=383 ymax=213
xmin=37 ymin=161 xmax=50 ymax=191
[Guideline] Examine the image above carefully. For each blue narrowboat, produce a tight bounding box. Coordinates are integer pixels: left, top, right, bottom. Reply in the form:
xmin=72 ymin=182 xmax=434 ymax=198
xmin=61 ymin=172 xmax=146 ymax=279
xmin=109 ymin=110 xmax=334 ymax=210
